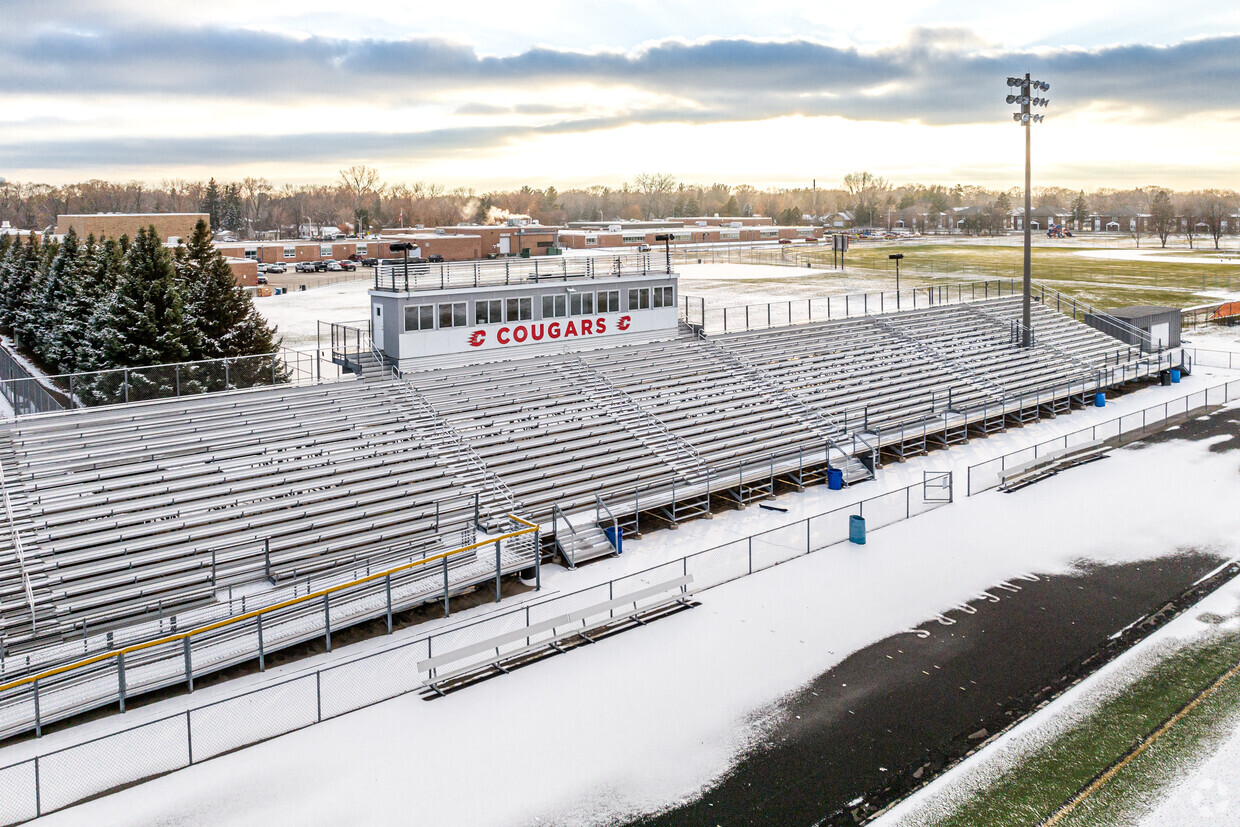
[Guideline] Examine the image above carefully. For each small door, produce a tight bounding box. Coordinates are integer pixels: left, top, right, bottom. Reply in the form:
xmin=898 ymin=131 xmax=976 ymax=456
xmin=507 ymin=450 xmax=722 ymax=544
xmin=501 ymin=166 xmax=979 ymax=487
xmin=499 ymin=236 xmax=511 ymax=255
xmin=372 ymin=303 xmax=384 ymax=351
xmin=1149 ymin=322 xmax=1169 ymax=349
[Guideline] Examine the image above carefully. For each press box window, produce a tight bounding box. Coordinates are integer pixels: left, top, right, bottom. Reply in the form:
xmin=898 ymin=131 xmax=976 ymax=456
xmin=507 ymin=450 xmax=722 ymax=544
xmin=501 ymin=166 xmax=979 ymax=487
xmin=476 ymin=299 xmax=503 ymax=325
xmin=627 ymin=288 xmax=651 ymax=310
xmin=439 ymin=302 xmax=467 ymax=328
xmin=505 ymin=297 xmax=532 ymax=322
xmin=542 ymin=294 xmax=567 ymax=318
xmin=569 ymin=292 xmax=594 ymax=316
xmin=404 ymin=304 xmax=434 ymax=332
xmin=597 ymin=291 xmax=620 ymax=313
xmin=652 ymin=286 xmax=674 ymax=308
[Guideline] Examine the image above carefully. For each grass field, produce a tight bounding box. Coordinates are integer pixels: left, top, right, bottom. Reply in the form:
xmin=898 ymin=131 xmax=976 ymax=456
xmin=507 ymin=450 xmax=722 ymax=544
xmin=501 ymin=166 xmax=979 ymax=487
xmin=916 ymin=628 xmax=1240 ymax=827
xmin=681 ymin=241 xmax=1240 ymax=311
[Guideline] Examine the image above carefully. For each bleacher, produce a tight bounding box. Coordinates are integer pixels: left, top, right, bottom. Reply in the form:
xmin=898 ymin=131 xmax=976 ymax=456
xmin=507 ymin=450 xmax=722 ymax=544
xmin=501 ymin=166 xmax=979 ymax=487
xmin=0 ymin=378 xmax=492 ymax=652
xmin=0 ymin=292 xmax=1174 ymax=708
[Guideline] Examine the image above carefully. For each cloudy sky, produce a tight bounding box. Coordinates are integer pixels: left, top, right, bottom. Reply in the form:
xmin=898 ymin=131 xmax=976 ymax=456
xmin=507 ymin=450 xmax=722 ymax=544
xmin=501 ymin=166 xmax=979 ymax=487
xmin=2 ymin=1 xmax=1239 ymax=190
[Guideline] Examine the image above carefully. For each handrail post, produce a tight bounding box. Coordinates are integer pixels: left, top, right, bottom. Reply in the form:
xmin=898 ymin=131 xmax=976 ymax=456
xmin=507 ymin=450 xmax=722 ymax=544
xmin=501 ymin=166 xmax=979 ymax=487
xmin=183 ymin=636 xmax=193 ymax=692
xmin=257 ymin=614 xmax=265 ymax=672
xmin=494 ymin=539 xmax=502 ymax=603
xmin=385 ymin=573 xmax=393 ymax=634
xmin=323 ymin=593 xmax=332 ymax=652
xmin=118 ymin=652 xmax=127 ymax=712
xmin=442 ymin=555 xmax=450 ymax=617
xmin=534 ymin=527 xmax=541 ymax=590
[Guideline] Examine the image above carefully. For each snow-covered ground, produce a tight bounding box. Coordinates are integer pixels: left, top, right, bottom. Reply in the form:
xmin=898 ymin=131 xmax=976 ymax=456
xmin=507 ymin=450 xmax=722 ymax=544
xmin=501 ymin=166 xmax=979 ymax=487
xmin=253 ymin=278 xmax=371 ymax=350
xmin=1074 ymin=249 xmax=1240 ymax=265
xmin=29 ymin=357 xmax=1240 ymax=825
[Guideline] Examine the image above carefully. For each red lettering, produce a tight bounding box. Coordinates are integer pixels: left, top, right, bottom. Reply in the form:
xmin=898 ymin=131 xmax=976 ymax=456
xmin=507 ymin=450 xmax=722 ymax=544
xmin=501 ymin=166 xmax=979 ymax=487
xmin=564 ymin=320 xmax=577 ymax=336
xmin=513 ymin=325 xmax=528 ymax=343
xmin=548 ymin=322 xmax=561 ymax=339
xmin=497 ymin=327 xmax=511 ymax=344
xmin=580 ymin=319 xmax=593 ymax=334
xmin=595 ymin=317 xmax=606 ymax=333
xmin=618 ymin=315 xmax=631 ymax=331
xmin=530 ymin=323 xmax=545 ymax=341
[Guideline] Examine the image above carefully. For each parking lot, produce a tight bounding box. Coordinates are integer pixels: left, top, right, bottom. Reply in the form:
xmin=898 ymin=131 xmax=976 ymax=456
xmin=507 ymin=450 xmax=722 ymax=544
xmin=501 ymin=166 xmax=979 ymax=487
xmin=258 ymin=263 xmax=373 ymax=291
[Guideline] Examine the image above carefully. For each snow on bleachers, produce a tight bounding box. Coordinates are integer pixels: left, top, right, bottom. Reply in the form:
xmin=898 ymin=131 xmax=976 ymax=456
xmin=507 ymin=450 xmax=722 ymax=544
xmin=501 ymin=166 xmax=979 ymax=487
xmin=0 ymin=294 xmax=1162 ymax=655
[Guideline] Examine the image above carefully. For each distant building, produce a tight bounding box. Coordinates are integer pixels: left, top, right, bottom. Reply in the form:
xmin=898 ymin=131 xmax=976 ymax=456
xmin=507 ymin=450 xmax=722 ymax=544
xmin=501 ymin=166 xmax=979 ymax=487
xmin=215 ymin=239 xmax=394 ymax=264
xmin=55 ymin=213 xmax=208 ymax=243
xmin=556 ymin=224 xmax=817 ymax=250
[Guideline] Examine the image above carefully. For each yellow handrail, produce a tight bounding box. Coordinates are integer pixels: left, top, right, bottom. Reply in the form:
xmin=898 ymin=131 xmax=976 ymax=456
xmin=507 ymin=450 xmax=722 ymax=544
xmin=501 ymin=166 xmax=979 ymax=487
xmin=0 ymin=515 xmax=539 ymax=694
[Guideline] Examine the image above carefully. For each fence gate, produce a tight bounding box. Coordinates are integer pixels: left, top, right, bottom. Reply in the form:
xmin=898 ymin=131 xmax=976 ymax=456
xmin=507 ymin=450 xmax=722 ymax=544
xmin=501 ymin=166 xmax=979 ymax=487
xmin=924 ymin=470 xmax=953 ymax=503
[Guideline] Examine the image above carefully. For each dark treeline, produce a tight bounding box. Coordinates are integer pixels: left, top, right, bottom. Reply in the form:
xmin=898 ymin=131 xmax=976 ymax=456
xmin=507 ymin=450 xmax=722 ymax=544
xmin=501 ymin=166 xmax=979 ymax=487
xmin=0 ymin=220 xmax=283 ymax=402
xmin=2 ymin=167 xmax=1237 ymax=248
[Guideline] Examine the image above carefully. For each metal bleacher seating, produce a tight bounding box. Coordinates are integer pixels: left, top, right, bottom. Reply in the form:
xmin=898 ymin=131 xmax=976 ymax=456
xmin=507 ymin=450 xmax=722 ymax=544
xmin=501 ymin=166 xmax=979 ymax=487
xmin=0 ymin=377 xmax=492 ymax=652
xmin=0 ymin=291 xmax=1172 ymax=728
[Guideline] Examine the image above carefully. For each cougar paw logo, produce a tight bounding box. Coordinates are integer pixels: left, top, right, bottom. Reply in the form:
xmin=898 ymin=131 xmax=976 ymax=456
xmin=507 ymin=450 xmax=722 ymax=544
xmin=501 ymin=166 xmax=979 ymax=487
xmin=617 ymin=315 xmax=632 ymax=331
xmin=468 ymin=330 xmax=486 ymax=347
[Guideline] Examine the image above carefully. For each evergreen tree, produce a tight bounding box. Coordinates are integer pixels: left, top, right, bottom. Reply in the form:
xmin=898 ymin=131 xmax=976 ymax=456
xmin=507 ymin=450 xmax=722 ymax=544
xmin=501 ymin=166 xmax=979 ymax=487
xmin=176 ymin=219 xmax=285 ymax=388
xmin=4 ymin=235 xmax=46 ymax=349
xmin=1071 ymin=191 xmax=1089 ymax=229
xmin=36 ymin=228 xmax=86 ymax=373
xmin=723 ymin=195 xmax=740 ymax=215
xmin=86 ymin=227 xmax=195 ymax=402
xmin=221 ymin=182 xmax=243 ymax=232
xmin=202 ymin=178 xmax=222 ymax=230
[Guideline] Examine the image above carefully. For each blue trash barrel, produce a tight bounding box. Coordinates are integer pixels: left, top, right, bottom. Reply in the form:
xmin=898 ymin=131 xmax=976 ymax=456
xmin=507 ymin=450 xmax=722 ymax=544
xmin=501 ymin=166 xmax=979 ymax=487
xmin=849 ymin=514 xmax=866 ymax=545
xmin=1171 ymin=368 xmax=1181 ymax=383
xmin=1094 ymin=392 xmax=1106 ymax=408
xmin=827 ymin=468 xmax=844 ymax=490
xmin=603 ymin=526 xmax=623 ymax=554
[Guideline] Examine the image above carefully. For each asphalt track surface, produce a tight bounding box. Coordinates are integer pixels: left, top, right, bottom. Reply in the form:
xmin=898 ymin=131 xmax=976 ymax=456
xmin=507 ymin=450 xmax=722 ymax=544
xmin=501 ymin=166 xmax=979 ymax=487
xmin=634 ymin=554 xmax=1224 ymax=827
xmin=634 ymin=408 xmax=1240 ymax=827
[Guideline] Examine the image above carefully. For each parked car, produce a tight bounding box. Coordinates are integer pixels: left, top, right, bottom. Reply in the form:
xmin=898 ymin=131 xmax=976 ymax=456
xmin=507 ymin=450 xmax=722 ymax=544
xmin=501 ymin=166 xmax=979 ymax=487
xmin=778 ymin=238 xmax=792 ymax=244
xmin=338 ymin=260 xmax=357 ymax=271
xmin=427 ymin=254 xmax=444 ymax=263
xmin=294 ymin=261 xmax=317 ymax=273
xmin=362 ymin=257 xmax=378 ymax=267
xmin=256 ymin=274 xmax=269 ymax=285
xmin=637 ymin=244 xmax=651 ymax=252
xmin=312 ymin=260 xmax=329 ymax=272
xmin=265 ymin=263 xmax=287 ymax=274
xmin=325 ymin=260 xmax=342 ymax=271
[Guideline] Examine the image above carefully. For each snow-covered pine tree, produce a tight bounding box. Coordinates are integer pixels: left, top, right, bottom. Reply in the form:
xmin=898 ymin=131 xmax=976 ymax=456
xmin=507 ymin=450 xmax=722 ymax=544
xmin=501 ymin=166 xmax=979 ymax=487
xmin=73 ymin=237 xmax=124 ymax=374
xmin=36 ymin=228 xmax=85 ymax=373
xmin=86 ymin=227 xmax=194 ymax=402
xmin=10 ymin=235 xmax=50 ymax=351
xmin=177 ymin=219 xmax=285 ymax=389
xmin=0 ymin=237 xmax=19 ymax=332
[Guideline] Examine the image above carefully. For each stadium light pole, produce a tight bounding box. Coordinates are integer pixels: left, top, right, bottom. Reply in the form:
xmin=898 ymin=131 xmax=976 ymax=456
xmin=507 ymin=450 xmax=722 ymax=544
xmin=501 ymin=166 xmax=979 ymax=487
xmin=1007 ymin=73 xmax=1049 ymax=348
xmin=889 ymin=253 xmax=904 ymax=308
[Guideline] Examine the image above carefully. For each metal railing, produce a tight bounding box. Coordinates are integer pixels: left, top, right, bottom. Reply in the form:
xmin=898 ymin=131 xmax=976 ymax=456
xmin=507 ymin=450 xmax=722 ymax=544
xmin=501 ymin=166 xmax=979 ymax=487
xmin=680 ymin=279 xmax=1019 ymax=334
xmin=373 ymin=252 xmax=663 ymax=292
xmin=965 ymin=378 xmax=1240 ymax=495
xmin=0 ymin=349 xmax=326 ymax=419
xmin=0 ymin=517 xmax=538 ymax=743
xmin=0 ymin=476 xmax=951 ymax=823
xmin=0 ymin=346 xmax=63 ymax=417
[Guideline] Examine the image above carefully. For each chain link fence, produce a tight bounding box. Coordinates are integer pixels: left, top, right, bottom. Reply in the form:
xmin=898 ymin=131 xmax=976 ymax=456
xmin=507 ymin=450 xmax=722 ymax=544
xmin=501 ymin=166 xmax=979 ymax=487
xmin=0 ymin=474 xmax=951 ymax=823
xmin=966 ymin=377 xmax=1240 ymax=495
xmin=0 ymin=348 xmax=328 ymax=420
